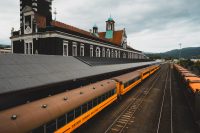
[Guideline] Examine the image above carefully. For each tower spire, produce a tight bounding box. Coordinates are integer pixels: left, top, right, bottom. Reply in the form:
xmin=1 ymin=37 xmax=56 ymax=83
xmin=53 ymin=8 xmax=57 ymax=21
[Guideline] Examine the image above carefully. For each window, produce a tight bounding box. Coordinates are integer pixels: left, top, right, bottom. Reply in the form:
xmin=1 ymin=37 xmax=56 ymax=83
xmin=123 ymin=53 xmax=126 ymax=58
xmin=24 ymin=42 xmax=33 ymax=54
xmin=93 ymin=98 xmax=98 ymax=107
xmin=106 ymin=49 xmax=110 ymax=58
xmin=90 ymin=46 xmax=93 ymax=57
xmin=72 ymin=43 xmax=77 ymax=56
xmin=115 ymin=50 xmax=118 ymax=58
xmin=80 ymin=44 xmax=84 ymax=56
xmin=75 ymin=107 xmax=82 ymax=118
xmin=67 ymin=110 xmax=75 ymax=123
xmin=46 ymin=120 xmax=57 ymax=133
xmin=102 ymin=47 xmax=105 ymax=57
xmin=63 ymin=41 xmax=68 ymax=56
xmin=96 ymin=47 xmax=101 ymax=57
xmin=82 ymin=103 xmax=88 ymax=114
xmin=111 ymin=49 xmax=114 ymax=58
xmin=118 ymin=51 xmax=120 ymax=58
xmin=57 ymin=115 xmax=66 ymax=129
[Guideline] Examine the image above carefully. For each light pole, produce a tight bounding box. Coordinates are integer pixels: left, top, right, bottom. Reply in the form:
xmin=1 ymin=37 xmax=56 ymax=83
xmin=179 ymin=43 xmax=182 ymax=61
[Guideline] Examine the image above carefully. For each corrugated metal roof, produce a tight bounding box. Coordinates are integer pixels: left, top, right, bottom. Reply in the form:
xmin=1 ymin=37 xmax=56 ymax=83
xmin=0 ymin=54 xmax=159 ymax=94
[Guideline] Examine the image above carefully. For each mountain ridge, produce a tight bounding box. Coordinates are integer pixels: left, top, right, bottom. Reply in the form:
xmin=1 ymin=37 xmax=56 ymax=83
xmin=145 ymin=47 xmax=200 ymax=59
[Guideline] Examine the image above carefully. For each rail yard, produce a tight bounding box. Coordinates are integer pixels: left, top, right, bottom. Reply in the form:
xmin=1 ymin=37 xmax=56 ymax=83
xmin=75 ymin=63 xmax=200 ymax=133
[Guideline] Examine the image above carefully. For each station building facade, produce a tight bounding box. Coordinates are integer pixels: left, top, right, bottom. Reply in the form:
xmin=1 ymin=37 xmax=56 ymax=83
xmin=11 ymin=0 xmax=147 ymax=59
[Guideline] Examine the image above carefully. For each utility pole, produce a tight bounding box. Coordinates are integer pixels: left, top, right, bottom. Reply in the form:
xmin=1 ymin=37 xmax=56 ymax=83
xmin=179 ymin=43 xmax=182 ymax=61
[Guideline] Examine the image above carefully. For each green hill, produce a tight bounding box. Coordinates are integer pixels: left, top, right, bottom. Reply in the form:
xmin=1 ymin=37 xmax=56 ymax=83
xmin=146 ymin=47 xmax=200 ymax=59
xmin=0 ymin=44 xmax=11 ymax=49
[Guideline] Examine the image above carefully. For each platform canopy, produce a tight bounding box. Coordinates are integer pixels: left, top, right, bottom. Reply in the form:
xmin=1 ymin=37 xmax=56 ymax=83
xmin=0 ymin=54 xmax=159 ymax=94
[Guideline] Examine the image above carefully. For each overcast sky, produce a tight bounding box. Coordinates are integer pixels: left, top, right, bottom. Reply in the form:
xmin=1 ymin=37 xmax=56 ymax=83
xmin=0 ymin=0 xmax=200 ymax=52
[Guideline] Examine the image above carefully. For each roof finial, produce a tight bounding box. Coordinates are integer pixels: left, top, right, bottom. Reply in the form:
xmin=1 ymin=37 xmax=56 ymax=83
xmin=53 ymin=8 xmax=57 ymax=21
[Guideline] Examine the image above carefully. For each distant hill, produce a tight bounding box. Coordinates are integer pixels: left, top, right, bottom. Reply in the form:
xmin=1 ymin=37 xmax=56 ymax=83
xmin=0 ymin=44 xmax=11 ymax=49
xmin=146 ymin=47 xmax=200 ymax=59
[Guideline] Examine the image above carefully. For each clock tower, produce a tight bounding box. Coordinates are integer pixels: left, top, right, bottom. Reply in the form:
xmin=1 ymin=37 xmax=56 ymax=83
xmin=20 ymin=0 xmax=53 ymax=34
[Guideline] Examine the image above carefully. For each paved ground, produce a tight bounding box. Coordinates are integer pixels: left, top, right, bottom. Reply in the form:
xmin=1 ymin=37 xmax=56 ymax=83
xmin=75 ymin=63 xmax=199 ymax=133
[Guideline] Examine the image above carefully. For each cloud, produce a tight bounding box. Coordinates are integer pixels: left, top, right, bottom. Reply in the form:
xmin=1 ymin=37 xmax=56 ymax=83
xmin=0 ymin=0 xmax=199 ymax=52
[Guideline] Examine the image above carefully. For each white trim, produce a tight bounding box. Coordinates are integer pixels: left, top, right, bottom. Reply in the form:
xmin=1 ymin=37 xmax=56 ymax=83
xmin=96 ymin=47 xmax=101 ymax=57
xmin=24 ymin=39 xmax=33 ymax=55
xmin=106 ymin=49 xmax=110 ymax=58
xmin=23 ymin=12 xmax=34 ymax=34
xmin=11 ymin=32 xmax=142 ymax=55
xmin=102 ymin=47 xmax=105 ymax=57
xmin=63 ymin=41 xmax=68 ymax=56
xmin=115 ymin=50 xmax=118 ymax=58
xmin=80 ymin=44 xmax=84 ymax=56
xmin=90 ymin=45 xmax=93 ymax=57
xmin=72 ymin=43 xmax=77 ymax=56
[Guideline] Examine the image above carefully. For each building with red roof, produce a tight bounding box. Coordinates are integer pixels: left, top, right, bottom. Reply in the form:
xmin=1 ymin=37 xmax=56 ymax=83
xmin=11 ymin=0 xmax=146 ymax=59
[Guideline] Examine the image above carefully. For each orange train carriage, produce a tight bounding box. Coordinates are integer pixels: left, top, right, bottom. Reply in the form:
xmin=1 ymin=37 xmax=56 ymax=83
xmin=0 ymin=65 xmax=160 ymax=133
xmin=173 ymin=64 xmax=200 ymax=121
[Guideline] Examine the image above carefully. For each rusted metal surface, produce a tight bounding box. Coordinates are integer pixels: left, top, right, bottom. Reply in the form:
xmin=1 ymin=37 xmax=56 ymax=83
xmin=0 ymin=79 xmax=116 ymax=133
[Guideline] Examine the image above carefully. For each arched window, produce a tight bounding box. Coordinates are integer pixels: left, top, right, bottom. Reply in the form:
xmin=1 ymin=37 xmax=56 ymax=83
xmin=90 ymin=45 xmax=93 ymax=57
xmin=72 ymin=42 xmax=77 ymax=56
xmin=115 ymin=51 xmax=117 ymax=58
xmin=123 ymin=52 xmax=126 ymax=58
xmin=111 ymin=49 xmax=114 ymax=58
xmin=102 ymin=47 xmax=105 ymax=57
xmin=80 ymin=44 xmax=84 ymax=56
xmin=96 ymin=47 xmax=101 ymax=57
xmin=63 ymin=41 xmax=68 ymax=56
xmin=106 ymin=49 xmax=110 ymax=58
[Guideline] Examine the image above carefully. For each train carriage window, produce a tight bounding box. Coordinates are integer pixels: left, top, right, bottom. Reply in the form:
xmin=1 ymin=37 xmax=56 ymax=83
xmin=98 ymin=96 xmax=102 ymax=104
xmin=113 ymin=89 xmax=116 ymax=94
xmin=124 ymin=82 xmax=128 ymax=88
xmin=105 ymin=92 xmax=109 ymax=99
xmin=32 ymin=125 xmax=44 ymax=133
xmin=75 ymin=107 xmax=82 ymax=118
xmin=93 ymin=98 xmax=98 ymax=107
xmin=102 ymin=94 xmax=106 ymax=101
xmin=67 ymin=110 xmax=75 ymax=123
xmin=108 ymin=90 xmax=112 ymax=97
xmin=82 ymin=103 xmax=88 ymax=113
xmin=57 ymin=114 xmax=66 ymax=129
xmin=46 ymin=120 xmax=57 ymax=133
xmin=88 ymin=101 xmax=93 ymax=110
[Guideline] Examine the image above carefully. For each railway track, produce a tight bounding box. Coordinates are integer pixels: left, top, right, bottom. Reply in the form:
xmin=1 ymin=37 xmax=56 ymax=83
xmin=104 ymin=64 xmax=168 ymax=133
xmin=156 ymin=64 xmax=173 ymax=133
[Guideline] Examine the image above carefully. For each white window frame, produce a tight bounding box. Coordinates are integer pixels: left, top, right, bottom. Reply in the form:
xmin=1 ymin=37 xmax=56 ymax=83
xmin=90 ymin=45 xmax=93 ymax=57
xmin=115 ymin=50 xmax=118 ymax=58
xmin=24 ymin=40 xmax=33 ymax=55
xmin=106 ymin=49 xmax=110 ymax=58
xmin=102 ymin=47 xmax=105 ymax=57
xmin=80 ymin=44 xmax=84 ymax=56
xmin=63 ymin=41 xmax=68 ymax=56
xmin=111 ymin=49 xmax=114 ymax=58
xmin=96 ymin=47 xmax=101 ymax=58
xmin=23 ymin=11 xmax=34 ymax=34
xmin=123 ymin=53 xmax=126 ymax=58
xmin=72 ymin=43 xmax=77 ymax=56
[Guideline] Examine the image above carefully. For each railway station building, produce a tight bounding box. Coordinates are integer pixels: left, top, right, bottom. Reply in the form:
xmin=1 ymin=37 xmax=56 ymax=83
xmin=10 ymin=0 xmax=147 ymax=59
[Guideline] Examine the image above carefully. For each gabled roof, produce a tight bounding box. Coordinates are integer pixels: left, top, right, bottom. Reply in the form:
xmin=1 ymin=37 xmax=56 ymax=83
xmin=99 ymin=30 xmax=124 ymax=46
xmin=22 ymin=6 xmax=33 ymax=13
xmin=51 ymin=21 xmax=123 ymax=47
xmin=51 ymin=21 xmax=92 ymax=37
